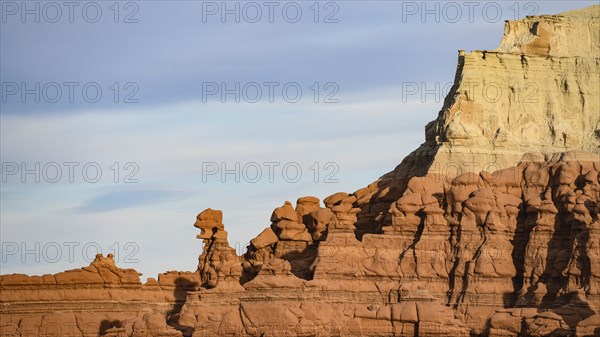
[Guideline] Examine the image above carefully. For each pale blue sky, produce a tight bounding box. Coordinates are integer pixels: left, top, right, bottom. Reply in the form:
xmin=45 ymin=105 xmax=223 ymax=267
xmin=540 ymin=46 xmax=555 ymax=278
xmin=1 ymin=1 xmax=595 ymax=280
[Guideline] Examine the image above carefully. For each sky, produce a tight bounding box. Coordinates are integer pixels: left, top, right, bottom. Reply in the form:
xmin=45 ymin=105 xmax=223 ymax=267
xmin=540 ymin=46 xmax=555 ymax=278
xmin=1 ymin=0 xmax=596 ymax=281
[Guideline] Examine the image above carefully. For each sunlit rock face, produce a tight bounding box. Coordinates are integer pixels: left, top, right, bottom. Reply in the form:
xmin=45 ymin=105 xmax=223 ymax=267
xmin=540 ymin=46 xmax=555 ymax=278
xmin=1 ymin=5 xmax=599 ymax=337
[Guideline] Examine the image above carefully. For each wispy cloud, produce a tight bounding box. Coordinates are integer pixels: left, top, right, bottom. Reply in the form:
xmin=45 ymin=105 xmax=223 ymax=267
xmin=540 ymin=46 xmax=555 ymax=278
xmin=1 ymin=0 xmax=593 ymax=281
xmin=74 ymin=188 xmax=194 ymax=213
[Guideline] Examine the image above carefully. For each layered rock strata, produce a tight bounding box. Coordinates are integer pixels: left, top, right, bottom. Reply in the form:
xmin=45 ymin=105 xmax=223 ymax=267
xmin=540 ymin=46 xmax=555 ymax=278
xmin=0 ymin=254 xmax=199 ymax=336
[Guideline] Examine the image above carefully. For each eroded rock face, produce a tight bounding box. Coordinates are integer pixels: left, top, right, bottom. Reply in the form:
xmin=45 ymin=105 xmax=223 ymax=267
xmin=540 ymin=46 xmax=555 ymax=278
xmin=242 ymin=197 xmax=330 ymax=283
xmin=352 ymin=3 xmax=600 ymax=254
xmin=103 ymin=313 xmax=183 ymax=337
xmin=173 ymin=151 xmax=598 ymax=337
xmin=0 ymin=255 xmax=200 ymax=337
xmin=1 ymin=5 xmax=599 ymax=337
xmin=172 ymin=6 xmax=600 ymax=336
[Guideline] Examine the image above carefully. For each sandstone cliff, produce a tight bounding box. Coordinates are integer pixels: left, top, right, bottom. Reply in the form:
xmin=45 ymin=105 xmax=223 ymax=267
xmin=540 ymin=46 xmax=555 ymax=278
xmin=0 ymin=254 xmax=200 ymax=336
xmin=1 ymin=5 xmax=599 ymax=337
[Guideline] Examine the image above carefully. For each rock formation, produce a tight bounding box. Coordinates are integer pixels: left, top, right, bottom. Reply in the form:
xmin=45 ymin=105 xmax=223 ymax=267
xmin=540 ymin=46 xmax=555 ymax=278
xmin=1 ymin=5 xmax=599 ymax=337
xmin=194 ymin=208 xmax=243 ymax=290
xmin=0 ymin=254 xmax=199 ymax=336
